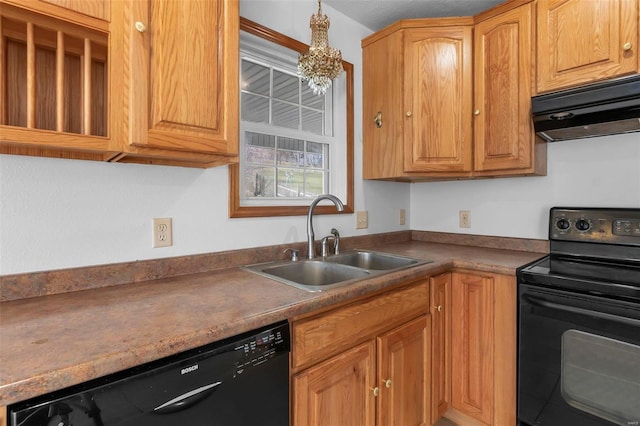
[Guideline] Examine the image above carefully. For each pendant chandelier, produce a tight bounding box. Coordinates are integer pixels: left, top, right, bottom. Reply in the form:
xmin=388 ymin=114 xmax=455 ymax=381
xmin=297 ymin=0 xmax=344 ymax=96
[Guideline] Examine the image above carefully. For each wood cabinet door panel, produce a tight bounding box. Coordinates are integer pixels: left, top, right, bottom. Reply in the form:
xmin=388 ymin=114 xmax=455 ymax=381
xmin=40 ymin=0 xmax=110 ymax=21
xmin=474 ymin=4 xmax=534 ymax=172
xmin=377 ymin=315 xmax=430 ymax=426
xmin=129 ymin=0 xmax=238 ymax=155
xmin=537 ymin=0 xmax=638 ymax=92
xmin=292 ymin=281 xmax=428 ymax=370
xmin=451 ymin=272 xmax=494 ymax=425
xmin=403 ymin=27 xmax=472 ymax=173
xmin=362 ymin=31 xmax=404 ymax=179
xmin=430 ymin=273 xmax=451 ymax=423
xmin=293 ymin=341 xmax=376 ymax=426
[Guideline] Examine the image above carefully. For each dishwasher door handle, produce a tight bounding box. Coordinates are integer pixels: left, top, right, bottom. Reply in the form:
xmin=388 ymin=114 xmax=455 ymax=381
xmin=153 ymin=381 xmax=223 ymax=414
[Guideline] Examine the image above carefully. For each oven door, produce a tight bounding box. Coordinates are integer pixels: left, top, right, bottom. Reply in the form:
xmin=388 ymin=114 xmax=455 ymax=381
xmin=518 ymin=284 xmax=640 ymax=426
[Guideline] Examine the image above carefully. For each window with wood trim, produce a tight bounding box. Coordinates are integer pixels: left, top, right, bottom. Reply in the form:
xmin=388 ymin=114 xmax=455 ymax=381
xmin=229 ymin=18 xmax=353 ymax=218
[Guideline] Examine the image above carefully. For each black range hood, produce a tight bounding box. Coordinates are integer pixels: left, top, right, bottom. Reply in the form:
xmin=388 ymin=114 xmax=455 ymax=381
xmin=531 ymin=74 xmax=640 ymax=142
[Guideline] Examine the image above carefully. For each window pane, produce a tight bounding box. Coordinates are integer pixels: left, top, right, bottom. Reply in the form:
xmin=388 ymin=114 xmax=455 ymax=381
xmin=302 ymin=84 xmax=324 ymax=109
xmin=302 ymin=107 xmax=323 ymax=135
xmin=306 ymin=142 xmax=326 ymax=169
xmin=241 ymin=60 xmax=270 ymax=95
xmin=277 ymin=168 xmax=305 ymax=197
xmin=277 ymin=137 xmax=304 ymax=166
xmin=241 ymin=93 xmax=269 ymax=123
xmin=245 ymin=132 xmax=275 ymax=165
xmin=273 ymin=70 xmax=299 ymax=102
xmin=273 ymin=100 xmax=299 ymax=129
xmin=244 ymin=166 xmax=275 ymax=197
xmin=305 ymin=169 xmax=326 ymax=196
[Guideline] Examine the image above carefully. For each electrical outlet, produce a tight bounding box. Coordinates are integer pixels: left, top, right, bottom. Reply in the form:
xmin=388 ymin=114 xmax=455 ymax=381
xmin=153 ymin=218 xmax=173 ymax=248
xmin=399 ymin=209 xmax=406 ymax=225
xmin=459 ymin=210 xmax=471 ymax=228
xmin=356 ymin=210 xmax=368 ymax=229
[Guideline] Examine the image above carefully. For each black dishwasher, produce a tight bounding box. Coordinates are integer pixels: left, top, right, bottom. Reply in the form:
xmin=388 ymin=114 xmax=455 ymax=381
xmin=8 ymin=321 xmax=290 ymax=426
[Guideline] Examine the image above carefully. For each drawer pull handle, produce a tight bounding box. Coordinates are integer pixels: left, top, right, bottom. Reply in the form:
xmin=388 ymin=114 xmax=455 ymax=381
xmin=406 ymin=111 xmax=412 ymax=117
xmin=372 ymin=386 xmax=380 ymax=397
xmin=436 ymin=305 xmax=442 ymax=312
xmin=623 ymin=42 xmax=632 ymax=51
xmin=374 ymin=112 xmax=383 ymax=128
xmin=135 ymin=21 xmax=147 ymax=33
xmin=384 ymin=379 xmax=392 ymax=388
xmin=473 ymin=109 xmax=480 ymax=116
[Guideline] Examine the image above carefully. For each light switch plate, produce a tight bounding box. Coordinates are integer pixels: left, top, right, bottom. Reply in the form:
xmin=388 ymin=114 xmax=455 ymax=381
xmin=356 ymin=210 xmax=368 ymax=229
xmin=400 ymin=209 xmax=406 ymax=225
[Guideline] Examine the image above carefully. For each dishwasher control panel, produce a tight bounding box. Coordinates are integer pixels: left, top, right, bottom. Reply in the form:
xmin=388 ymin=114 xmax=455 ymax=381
xmin=233 ymin=322 xmax=289 ymax=376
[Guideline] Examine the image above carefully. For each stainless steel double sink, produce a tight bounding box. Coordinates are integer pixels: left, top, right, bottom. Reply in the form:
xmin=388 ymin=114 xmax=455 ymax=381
xmin=243 ymin=250 xmax=431 ymax=292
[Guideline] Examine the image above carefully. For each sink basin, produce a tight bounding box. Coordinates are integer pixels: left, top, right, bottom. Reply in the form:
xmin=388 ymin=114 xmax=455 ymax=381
xmin=325 ymin=250 xmax=419 ymax=270
xmin=244 ymin=260 xmax=370 ymax=292
xmin=243 ymin=250 xmax=430 ymax=292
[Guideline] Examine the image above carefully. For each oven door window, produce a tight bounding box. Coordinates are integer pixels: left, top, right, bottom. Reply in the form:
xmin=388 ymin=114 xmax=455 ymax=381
xmin=562 ymin=329 xmax=640 ymax=425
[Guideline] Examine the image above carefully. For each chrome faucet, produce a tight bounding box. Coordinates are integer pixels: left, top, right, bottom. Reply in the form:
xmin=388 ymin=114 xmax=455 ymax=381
xmin=307 ymin=194 xmax=344 ymax=259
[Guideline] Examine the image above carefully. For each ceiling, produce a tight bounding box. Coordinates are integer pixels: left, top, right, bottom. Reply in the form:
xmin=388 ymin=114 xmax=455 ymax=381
xmin=323 ymin=0 xmax=505 ymax=31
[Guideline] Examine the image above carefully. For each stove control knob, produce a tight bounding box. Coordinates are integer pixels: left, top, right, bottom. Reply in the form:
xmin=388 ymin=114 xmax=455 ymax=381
xmin=575 ymin=218 xmax=590 ymax=231
xmin=556 ymin=218 xmax=570 ymax=230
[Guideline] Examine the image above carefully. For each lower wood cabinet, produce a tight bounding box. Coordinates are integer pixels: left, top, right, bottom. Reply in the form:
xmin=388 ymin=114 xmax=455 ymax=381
xmin=430 ymin=272 xmax=452 ymax=423
xmin=293 ymin=341 xmax=376 ymax=426
xmin=449 ymin=271 xmax=517 ymax=426
xmin=291 ymin=281 xmax=430 ymax=426
xmin=377 ymin=316 xmax=431 ymax=426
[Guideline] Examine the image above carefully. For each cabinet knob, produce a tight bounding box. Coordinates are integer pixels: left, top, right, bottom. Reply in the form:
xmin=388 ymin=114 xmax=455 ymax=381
xmin=374 ymin=112 xmax=383 ymax=128
xmin=384 ymin=379 xmax=392 ymax=388
xmin=406 ymin=111 xmax=412 ymax=117
xmin=135 ymin=21 xmax=147 ymax=33
xmin=372 ymin=386 xmax=380 ymax=397
xmin=436 ymin=304 xmax=442 ymax=312
xmin=473 ymin=109 xmax=481 ymax=116
xmin=623 ymin=42 xmax=632 ymax=52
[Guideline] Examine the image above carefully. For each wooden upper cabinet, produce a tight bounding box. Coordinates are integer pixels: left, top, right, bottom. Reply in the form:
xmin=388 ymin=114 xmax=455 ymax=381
xmin=39 ymin=0 xmax=110 ymax=21
xmin=537 ymin=0 xmax=639 ymax=93
xmin=0 ymin=1 xmax=115 ymax=161
xmin=115 ymin=0 xmax=239 ymax=166
xmin=362 ymin=30 xmax=404 ymax=179
xmin=361 ymin=21 xmax=473 ymax=180
xmin=5 ymin=0 xmax=110 ymax=22
xmin=403 ymin=26 xmax=473 ymax=174
xmin=474 ymin=2 xmax=539 ymax=174
xmin=361 ymin=9 xmax=544 ymax=182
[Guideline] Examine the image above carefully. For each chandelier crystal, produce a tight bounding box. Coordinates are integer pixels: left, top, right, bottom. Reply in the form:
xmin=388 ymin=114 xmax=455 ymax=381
xmin=297 ymin=0 xmax=344 ymax=96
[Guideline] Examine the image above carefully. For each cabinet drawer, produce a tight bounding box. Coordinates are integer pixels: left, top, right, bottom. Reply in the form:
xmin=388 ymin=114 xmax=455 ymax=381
xmin=292 ymin=281 xmax=428 ymax=370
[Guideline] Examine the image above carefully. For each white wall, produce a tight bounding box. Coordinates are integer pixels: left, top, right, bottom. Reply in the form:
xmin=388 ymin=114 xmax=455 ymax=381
xmin=410 ymin=132 xmax=640 ymax=240
xmin=3 ymin=1 xmax=639 ymax=275
xmin=0 ymin=1 xmax=411 ymax=275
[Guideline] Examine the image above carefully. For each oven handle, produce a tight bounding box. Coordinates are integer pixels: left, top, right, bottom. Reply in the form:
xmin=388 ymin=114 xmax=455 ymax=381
xmin=523 ymin=295 xmax=640 ymax=327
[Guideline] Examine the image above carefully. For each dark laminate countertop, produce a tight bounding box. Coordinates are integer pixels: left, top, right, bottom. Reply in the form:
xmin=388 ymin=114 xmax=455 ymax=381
xmin=0 ymin=239 xmax=545 ymax=407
